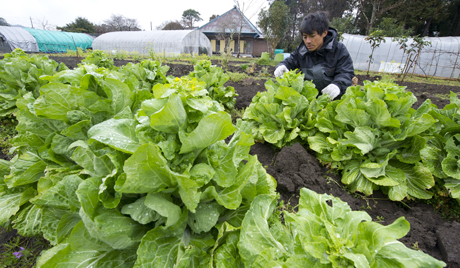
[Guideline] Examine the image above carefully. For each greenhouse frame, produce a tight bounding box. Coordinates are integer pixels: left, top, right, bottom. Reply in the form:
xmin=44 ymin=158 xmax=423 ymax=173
xmin=343 ymin=33 xmax=460 ymax=79
xmin=92 ymin=30 xmax=213 ymax=57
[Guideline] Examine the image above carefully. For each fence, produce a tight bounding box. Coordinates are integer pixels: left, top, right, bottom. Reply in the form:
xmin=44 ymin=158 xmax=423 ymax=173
xmin=342 ymin=33 xmax=460 ymax=79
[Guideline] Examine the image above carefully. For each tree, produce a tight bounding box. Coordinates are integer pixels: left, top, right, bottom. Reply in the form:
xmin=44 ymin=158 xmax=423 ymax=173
xmin=101 ymin=14 xmax=141 ymax=32
xmin=156 ymin=20 xmax=185 ymax=30
xmin=331 ymin=14 xmax=360 ymax=40
xmin=274 ymin=0 xmax=352 ymax=52
xmin=355 ymin=0 xmax=407 ymax=35
xmin=57 ymin=17 xmax=95 ymax=33
xmin=209 ymin=14 xmax=219 ymax=21
xmin=439 ymin=0 xmax=460 ymax=36
xmin=364 ymin=30 xmax=386 ymax=74
xmin=276 ymin=0 xmax=308 ymax=52
xmin=371 ymin=17 xmax=413 ymax=37
xmin=32 ymin=17 xmax=56 ymax=30
xmin=233 ymin=1 xmax=267 ymax=57
xmin=181 ymin=9 xmax=202 ymax=28
xmin=0 ymin=17 xmax=9 ymax=26
xmin=215 ymin=12 xmax=239 ymax=53
xmin=386 ymin=0 xmax=448 ymax=36
xmin=298 ymin=0 xmax=353 ymax=19
xmin=258 ymin=1 xmax=291 ymax=57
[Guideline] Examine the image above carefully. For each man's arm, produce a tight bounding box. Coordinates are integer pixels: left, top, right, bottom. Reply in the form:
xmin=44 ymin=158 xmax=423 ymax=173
xmin=276 ymin=47 xmax=301 ymax=71
xmin=331 ymin=43 xmax=355 ymax=95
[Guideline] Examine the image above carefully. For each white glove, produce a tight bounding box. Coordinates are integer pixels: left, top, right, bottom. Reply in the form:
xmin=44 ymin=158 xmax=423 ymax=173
xmin=321 ymin=84 xmax=340 ymax=100
xmin=274 ymin=65 xmax=289 ymax=77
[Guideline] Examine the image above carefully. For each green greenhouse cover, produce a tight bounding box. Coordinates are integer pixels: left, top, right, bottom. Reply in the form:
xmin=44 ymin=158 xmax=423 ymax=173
xmin=23 ymin=28 xmax=93 ymax=53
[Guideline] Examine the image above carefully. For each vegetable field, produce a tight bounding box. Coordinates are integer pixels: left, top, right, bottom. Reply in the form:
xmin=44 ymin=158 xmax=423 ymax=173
xmin=1 ymin=50 xmax=460 ymax=267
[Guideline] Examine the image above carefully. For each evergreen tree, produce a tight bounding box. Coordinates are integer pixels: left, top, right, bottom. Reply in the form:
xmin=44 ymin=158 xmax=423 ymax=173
xmin=181 ymin=9 xmax=202 ymax=28
xmin=58 ymin=17 xmax=95 ymax=33
xmin=386 ymin=0 xmax=452 ymax=36
xmin=258 ymin=0 xmax=291 ymax=57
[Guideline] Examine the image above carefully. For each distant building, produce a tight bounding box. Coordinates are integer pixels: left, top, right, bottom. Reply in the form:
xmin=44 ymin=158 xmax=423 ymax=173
xmin=197 ymin=6 xmax=270 ymax=57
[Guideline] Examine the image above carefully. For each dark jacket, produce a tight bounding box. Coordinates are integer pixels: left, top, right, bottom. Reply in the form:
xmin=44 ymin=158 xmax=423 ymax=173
xmin=278 ymin=27 xmax=354 ymax=98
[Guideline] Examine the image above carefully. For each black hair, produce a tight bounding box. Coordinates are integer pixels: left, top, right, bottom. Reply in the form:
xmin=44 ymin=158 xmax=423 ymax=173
xmin=300 ymin=11 xmax=329 ymax=35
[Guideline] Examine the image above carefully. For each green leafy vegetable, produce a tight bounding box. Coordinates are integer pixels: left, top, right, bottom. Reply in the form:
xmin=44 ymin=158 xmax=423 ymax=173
xmin=238 ymin=188 xmax=446 ymax=267
xmin=1 ymin=61 xmax=276 ymax=267
xmin=0 ymin=48 xmax=61 ymax=117
xmin=187 ymin=60 xmax=237 ymax=110
xmin=308 ymin=80 xmax=437 ymax=200
xmin=421 ymin=92 xmax=460 ymax=201
xmin=243 ymin=70 xmax=327 ymax=148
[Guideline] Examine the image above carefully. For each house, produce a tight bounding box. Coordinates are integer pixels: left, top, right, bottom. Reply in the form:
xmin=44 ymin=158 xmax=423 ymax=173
xmin=197 ymin=6 xmax=270 ymax=57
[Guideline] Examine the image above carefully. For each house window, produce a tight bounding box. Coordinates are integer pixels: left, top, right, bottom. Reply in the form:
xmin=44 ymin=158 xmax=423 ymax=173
xmin=215 ymin=39 xmax=220 ymax=53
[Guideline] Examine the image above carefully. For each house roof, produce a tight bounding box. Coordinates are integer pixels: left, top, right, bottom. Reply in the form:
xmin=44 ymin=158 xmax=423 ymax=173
xmin=197 ymin=6 xmax=264 ymax=38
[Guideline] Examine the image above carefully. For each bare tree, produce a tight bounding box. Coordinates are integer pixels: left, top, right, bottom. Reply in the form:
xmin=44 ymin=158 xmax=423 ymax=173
xmin=125 ymin=18 xmax=140 ymax=31
xmin=215 ymin=14 xmax=239 ymax=53
xmin=34 ymin=17 xmax=56 ymax=30
xmin=102 ymin=14 xmax=141 ymax=32
xmin=233 ymin=0 xmax=267 ymax=57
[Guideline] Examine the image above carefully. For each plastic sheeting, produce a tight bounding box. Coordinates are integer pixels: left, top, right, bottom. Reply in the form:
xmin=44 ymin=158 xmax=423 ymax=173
xmin=0 ymin=26 xmax=39 ymax=52
xmin=92 ymin=30 xmax=212 ymax=56
xmin=23 ymin=28 xmax=93 ymax=53
xmin=342 ymin=33 xmax=460 ymax=79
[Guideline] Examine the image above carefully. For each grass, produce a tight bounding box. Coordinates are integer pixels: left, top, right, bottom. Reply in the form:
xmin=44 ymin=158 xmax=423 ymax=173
xmin=227 ymin=72 xmax=248 ymax=82
xmin=423 ymin=185 xmax=460 ymax=222
xmin=228 ymin=108 xmax=246 ymax=123
xmin=434 ymin=93 xmax=451 ymax=100
xmin=0 ymin=227 xmax=50 ymax=268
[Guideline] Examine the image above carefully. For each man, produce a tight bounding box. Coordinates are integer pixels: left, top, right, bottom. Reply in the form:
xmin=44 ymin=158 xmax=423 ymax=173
xmin=274 ymin=11 xmax=354 ymax=100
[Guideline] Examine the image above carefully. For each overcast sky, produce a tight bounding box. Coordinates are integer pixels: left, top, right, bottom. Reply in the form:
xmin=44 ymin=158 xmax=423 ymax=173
xmin=2 ymin=0 xmax=269 ymax=31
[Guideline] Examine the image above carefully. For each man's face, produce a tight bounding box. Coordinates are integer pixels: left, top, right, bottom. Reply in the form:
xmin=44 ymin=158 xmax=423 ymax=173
xmin=302 ymin=30 xmax=328 ymax=51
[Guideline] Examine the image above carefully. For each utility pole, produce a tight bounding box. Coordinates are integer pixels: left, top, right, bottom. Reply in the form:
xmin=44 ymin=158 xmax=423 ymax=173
xmin=30 ymin=17 xmax=34 ymax=28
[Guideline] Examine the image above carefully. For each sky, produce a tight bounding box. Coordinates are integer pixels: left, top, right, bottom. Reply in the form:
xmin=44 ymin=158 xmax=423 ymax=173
xmin=2 ymin=0 xmax=269 ymax=31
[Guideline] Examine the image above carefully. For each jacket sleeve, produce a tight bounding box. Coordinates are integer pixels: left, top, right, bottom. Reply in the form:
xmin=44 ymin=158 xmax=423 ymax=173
xmin=331 ymin=43 xmax=354 ymax=95
xmin=277 ymin=47 xmax=301 ymax=71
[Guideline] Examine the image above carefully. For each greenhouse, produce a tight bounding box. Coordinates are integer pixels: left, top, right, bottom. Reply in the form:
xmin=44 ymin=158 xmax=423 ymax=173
xmin=0 ymin=26 xmax=93 ymax=53
xmin=342 ymin=33 xmax=460 ymax=79
xmin=23 ymin=28 xmax=93 ymax=53
xmin=92 ymin=30 xmax=213 ymax=56
xmin=0 ymin=26 xmax=39 ymax=53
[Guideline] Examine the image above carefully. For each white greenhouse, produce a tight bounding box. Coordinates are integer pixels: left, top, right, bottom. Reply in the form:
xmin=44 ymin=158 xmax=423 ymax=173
xmin=0 ymin=26 xmax=39 ymax=53
xmin=92 ymin=30 xmax=213 ymax=57
xmin=342 ymin=33 xmax=460 ymax=79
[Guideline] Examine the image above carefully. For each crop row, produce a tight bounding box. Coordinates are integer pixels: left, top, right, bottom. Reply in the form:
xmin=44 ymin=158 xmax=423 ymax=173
xmin=0 ymin=49 xmax=447 ymax=267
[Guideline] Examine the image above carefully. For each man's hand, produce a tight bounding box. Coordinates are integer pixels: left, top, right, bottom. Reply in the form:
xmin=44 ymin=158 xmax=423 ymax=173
xmin=274 ymin=65 xmax=288 ymax=77
xmin=321 ymin=84 xmax=340 ymax=100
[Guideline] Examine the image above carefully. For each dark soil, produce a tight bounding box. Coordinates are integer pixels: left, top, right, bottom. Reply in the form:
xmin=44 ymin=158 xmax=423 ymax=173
xmin=2 ymin=55 xmax=460 ymax=267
